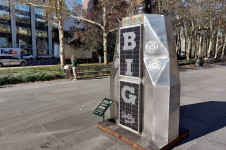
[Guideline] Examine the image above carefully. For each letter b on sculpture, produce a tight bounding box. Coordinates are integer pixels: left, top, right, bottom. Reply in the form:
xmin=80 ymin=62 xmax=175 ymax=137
xmin=120 ymin=25 xmax=141 ymax=78
xmin=123 ymin=32 xmax=136 ymax=50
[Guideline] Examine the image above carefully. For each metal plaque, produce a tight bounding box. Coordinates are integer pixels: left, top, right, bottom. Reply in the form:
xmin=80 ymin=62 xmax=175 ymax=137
xmin=93 ymin=98 xmax=113 ymax=117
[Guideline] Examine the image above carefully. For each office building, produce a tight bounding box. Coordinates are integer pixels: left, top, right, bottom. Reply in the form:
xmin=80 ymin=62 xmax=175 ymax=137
xmin=82 ymin=0 xmax=99 ymax=12
xmin=0 ymin=0 xmax=59 ymax=58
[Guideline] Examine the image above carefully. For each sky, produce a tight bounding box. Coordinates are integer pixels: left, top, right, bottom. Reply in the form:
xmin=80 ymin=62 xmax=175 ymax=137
xmin=66 ymin=0 xmax=83 ymax=10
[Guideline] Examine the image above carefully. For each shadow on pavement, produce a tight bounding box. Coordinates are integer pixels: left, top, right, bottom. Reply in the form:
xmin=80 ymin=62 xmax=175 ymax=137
xmin=175 ymin=101 xmax=226 ymax=147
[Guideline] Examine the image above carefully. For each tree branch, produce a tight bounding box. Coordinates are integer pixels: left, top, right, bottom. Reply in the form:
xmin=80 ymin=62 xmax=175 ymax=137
xmin=25 ymin=2 xmax=53 ymax=9
xmin=71 ymin=16 xmax=103 ymax=29
xmin=109 ymin=27 xmax=118 ymax=33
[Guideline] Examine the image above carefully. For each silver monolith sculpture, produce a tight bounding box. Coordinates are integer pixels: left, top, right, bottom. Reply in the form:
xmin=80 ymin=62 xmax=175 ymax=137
xmin=110 ymin=0 xmax=180 ymax=149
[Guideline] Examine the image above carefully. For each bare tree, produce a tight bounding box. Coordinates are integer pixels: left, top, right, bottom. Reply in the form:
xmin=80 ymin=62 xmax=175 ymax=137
xmin=15 ymin=0 xmax=80 ymax=68
xmin=71 ymin=0 xmax=129 ymax=64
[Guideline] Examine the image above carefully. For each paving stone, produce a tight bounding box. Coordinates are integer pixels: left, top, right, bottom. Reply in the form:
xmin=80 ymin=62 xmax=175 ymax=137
xmin=0 ymin=63 xmax=226 ymax=149
xmin=187 ymin=137 xmax=226 ymax=150
xmin=206 ymin=116 xmax=226 ymax=145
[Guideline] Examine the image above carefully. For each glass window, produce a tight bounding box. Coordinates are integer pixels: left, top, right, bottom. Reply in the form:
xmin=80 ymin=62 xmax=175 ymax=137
xmin=0 ymin=0 xmax=9 ymax=7
xmin=0 ymin=56 xmax=8 ymax=59
xmin=11 ymin=56 xmax=18 ymax=59
xmin=0 ymin=37 xmax=8 ymax=48
xmin=0 ymin=24 xmax=11 ymax=33
xmin=15 ymin=4 xmax=30 ymax=12
xmin=0 ymin=10 xmax=10 ymax=19
xmin=15 ymin=13 xmax=31 ymax=24
xmin=36 ymin=30 xmax=48 ymax=38
xmin=35 ymin=7 xmax=44 ymax=15
xmin=16 ymin=26 xmax=31 ymax=36
xmin=35 ymin=18 xmax=46 ymax=27
xmin=17 ymin=39 xmax=32 ymax=55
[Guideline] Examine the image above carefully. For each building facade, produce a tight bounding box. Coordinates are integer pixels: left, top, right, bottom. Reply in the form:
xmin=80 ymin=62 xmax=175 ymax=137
xmin=0 ymin=0 xmax=59 ymax=58
xmin=82 ymin=0 xmax=99 ymax=12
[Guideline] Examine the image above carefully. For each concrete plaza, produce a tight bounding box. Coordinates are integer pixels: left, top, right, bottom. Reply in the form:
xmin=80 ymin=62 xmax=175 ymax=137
xmin=0 ymin=63 xmax=226 ymax=150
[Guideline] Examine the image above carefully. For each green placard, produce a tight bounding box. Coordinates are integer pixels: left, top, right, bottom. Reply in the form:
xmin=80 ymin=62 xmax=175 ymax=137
xmin=93 ymin=98 xmax=113 ymax=117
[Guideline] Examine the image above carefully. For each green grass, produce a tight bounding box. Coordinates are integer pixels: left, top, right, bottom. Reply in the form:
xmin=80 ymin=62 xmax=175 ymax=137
xmin=0 ymin=63 xmax=112 ymax=85
xmin=0 ymin=65 xmax=61 ymax=74
xmin=0 ymin=60 xmax=197 ymax=86
xmin=178 ymin=59 xmax=196 ymax=66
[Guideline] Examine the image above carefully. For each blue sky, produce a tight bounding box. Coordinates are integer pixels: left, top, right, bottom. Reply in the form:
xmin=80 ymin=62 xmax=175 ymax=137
xmin=66 ymin=0 xmax=82 ymax=10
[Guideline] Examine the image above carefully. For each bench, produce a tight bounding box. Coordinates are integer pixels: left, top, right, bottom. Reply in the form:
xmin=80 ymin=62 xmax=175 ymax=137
xmin=63 ymin=65 xmax=112 ymax=79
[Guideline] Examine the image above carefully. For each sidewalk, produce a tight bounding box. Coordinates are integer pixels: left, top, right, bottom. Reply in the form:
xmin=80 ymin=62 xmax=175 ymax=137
xmin=0 ymin=63 xmax=225 ymax=150
xmin=174 ymin=63 xmax=226 ymax=150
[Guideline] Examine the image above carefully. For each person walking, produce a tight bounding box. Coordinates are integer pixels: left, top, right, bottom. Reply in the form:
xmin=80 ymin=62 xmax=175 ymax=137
xmin=71 ymin=55 xmax=78 ymax=80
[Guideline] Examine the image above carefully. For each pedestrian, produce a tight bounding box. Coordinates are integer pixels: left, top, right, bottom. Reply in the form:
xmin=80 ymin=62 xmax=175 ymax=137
xmin=71 ymin=55 xmax=78 ymax=80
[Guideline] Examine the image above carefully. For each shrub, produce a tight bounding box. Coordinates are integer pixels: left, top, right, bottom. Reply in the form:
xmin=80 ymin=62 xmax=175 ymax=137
xmin=0 ymin=71 xmax=64 ymax=86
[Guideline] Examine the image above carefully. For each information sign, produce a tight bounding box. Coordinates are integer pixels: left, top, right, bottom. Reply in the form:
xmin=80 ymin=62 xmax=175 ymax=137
xmin=93 ymin=98 xmax=113 ymax=117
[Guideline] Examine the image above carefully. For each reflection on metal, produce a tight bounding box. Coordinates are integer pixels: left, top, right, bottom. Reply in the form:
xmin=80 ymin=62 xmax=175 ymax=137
xmin=134 ymin=0 xmax=152 ymax=14
xmin=110 ymin=14 xmax=180 ymax=149
xmin=117 ymin=43 xmax=120 ymax=54
xmin=114 ymin=58 xmax=119 ymax=68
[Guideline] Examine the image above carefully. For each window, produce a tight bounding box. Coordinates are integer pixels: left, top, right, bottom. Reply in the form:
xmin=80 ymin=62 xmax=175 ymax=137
xmin=35 ymin=7 xmax=44 ymax=15
xmin=15 ymin=13 xmax=31 ymax=24
xmin=35 ymin=18 xmax=46 ymax=27
xmin=15 ymin=4 xmax=30 ymax=12
xmin=0 ymin=1 xmax=10 ymax=23
xmin=10 ymin=56 xmax=18 ymax=59
xmin=16 ymin=26 xmax=31 ymax=36
xmin=0 ymin=56 xmax=9 ymax=59
xmin=36 ymin=30 xmax=48 ymax=38
xmin=0 ymin=24 xmax=11 ymax=33
xmin=0 ymin=0 xmax=9 ymax=7
xmin=0 ymin=37 xmax=11 ymax=48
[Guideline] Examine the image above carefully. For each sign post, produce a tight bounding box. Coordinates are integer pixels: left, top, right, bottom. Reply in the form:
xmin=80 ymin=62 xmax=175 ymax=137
xmin=93 ymin=98 xmax=113 ymax=122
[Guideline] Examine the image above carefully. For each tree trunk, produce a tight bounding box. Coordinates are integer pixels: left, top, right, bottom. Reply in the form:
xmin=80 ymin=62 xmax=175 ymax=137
xmin=175 ymin=28 xmax=180 ymax=56
xmin=221 ymin=36 xmax=226 ymax=60
xmin=98 ymin=54 xmax=102 ymax=64
xmin=194 ymin=30 xmax=198 ymax=58
xmin=102 ymin=0 xmax=108 ymax=64
xmin=59 ymin=19 xmax=66 ymax=68
xmin=103 ymin=32 xmax=108 ymax=64
xmin=214 ymin=30 xmax=220 ymax=59
xmin=207 ymin=33 xmax=213 ymax=59
xmin=198 ymin=36 xmax=202 ymax=59
xmin=158 ymin=0 xmax=161 ymax=14
xmin=186 ymin=38 xmax=191 ymax=61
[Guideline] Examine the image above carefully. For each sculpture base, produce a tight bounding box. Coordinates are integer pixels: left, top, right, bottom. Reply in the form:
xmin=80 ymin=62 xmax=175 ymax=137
xmin=98 ymin=120 xmax=189 ymax=150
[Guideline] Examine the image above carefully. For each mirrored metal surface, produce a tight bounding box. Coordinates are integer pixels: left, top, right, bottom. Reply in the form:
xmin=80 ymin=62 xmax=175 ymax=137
xmin=142 ymin=14 xmax=180 ymax=148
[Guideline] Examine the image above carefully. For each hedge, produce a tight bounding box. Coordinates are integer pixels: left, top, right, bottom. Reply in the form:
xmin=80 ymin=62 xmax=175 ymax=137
xmin=0 ymin=71 xmax=64 ymax=86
